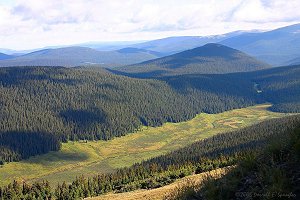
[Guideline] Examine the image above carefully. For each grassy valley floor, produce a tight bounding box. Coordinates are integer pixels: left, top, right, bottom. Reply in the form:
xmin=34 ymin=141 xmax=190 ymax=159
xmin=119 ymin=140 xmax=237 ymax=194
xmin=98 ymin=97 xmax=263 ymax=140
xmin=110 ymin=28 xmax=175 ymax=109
xmin=0 ymin=104 xmax=287 ymax=186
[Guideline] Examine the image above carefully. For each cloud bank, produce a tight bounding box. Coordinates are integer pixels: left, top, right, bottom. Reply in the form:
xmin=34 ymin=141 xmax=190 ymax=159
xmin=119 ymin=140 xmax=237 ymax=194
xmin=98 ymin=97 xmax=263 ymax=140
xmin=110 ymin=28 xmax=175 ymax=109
xmin=0 ymin=0 xmax=300 ymax=49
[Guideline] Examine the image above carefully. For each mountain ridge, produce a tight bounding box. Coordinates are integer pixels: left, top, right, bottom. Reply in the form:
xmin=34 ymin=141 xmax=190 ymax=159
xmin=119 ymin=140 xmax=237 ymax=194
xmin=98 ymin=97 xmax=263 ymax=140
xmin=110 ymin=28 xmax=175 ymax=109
xmin=219 ymin=23 xmax=300 ymax=65
xmin=115 ymin=43 xmax=270 ymax=77
xmin=0 ymin=46 xmax=160 ymax=67
xmin=0 ymin=53 xmax=15 ymax=60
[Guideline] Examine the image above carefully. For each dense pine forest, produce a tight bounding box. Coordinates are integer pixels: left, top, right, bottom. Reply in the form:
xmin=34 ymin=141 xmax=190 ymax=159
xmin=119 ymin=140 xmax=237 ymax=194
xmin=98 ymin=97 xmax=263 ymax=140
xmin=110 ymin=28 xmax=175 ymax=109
xmin=0 ymin=66 xmax=253 ymax=163
xmin=0 ymin=114 xmax=299 ymax=199
xmin=0 ymin=65 xmax=300 ymax=164
xmin=159 ymin=64 xmax=300 ymax=113
xmin=249 ymin=65 xmax=300 ymax=113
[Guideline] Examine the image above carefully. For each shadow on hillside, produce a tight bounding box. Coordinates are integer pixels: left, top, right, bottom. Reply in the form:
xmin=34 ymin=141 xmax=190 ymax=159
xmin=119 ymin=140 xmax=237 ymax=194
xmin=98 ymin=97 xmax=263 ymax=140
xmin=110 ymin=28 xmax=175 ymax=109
xmin=59 ymin=108 xmax=107 ymax=128
xmin=23 ymin=150 xmax=89 ymax=165
xmin=0 ymin=66 xmax=81 ymax=86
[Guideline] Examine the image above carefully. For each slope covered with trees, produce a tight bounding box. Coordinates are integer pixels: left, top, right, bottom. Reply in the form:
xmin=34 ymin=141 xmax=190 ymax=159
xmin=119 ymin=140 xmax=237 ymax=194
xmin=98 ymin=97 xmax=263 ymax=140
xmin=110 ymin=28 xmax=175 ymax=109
xmin=169 ymin=119 xmax=300 ymax=200
xmin=250 ymin=65 xmax=300 ymax=113
xmin=0 ymin=66 xmax=253 ymax=163
xmin=156 ymin=65 xmax=300 ymax=113
xmin=116 ymin=43 xmax=270 ymax=77
xmin=1 ymin=64 xmax=300 ymax=164
xmin=1 ymin=63 xmax=299 ymax=164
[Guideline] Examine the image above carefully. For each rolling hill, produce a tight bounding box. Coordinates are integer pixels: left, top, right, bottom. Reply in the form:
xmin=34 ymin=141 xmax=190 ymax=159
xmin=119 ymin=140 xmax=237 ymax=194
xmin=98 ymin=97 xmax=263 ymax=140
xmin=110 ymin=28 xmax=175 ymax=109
xmin=0 ymin=53 xmax=14 ymax=60
xmin=115 ymin=43 xmax=270 ymax=77
xmin=0 ymin=47 xmax=160 ymax=67
xmin=220 ymin=23 xmax=300 ymax=66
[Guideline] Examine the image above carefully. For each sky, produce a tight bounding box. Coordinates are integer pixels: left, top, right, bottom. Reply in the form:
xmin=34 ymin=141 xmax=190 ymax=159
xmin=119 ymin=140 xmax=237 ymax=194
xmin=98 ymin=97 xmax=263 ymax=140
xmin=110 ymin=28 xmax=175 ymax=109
xmin=0 ymin=0 xmax=300 ymax=50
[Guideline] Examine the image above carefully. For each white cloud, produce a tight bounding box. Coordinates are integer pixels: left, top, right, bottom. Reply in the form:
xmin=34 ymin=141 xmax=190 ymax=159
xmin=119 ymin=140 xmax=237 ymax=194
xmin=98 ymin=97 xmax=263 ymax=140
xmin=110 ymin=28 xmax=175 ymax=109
xmin=231 ymin=0 xmax=300 ymax=22
xmin=0 ymin=0 xmax=299 ymax=50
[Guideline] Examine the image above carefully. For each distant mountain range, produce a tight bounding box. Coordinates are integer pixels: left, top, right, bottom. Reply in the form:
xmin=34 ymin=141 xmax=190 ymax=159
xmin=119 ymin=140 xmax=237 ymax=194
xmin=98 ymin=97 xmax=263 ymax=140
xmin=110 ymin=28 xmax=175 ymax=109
xmin=219 ymin=23 xmax=300 ymax=66
xmin=1 ymin=23 xmax=300 ymax=67
xmin=128 ymin=24 xmax=300 ymax=66
xmin=115 ymin=43 xmax=270 ymax=77
xmin=127 ymin=31 xmax=251 ymax=54
xmin=0 ymin=53 xmax=15 ymax=60
xmin=0 ymin=47 xmax=160 ymax=67
xmin=286 ymin=56 xmax=300 ymax=65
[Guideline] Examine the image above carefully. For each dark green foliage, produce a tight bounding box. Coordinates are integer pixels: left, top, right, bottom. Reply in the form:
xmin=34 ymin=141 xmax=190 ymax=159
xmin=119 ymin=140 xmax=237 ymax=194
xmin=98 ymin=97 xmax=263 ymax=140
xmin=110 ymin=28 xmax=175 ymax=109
xmin=160 ymin=65 xmax=300 ymax=113
xmin=249 ymin=65 xmax=300 ymax=113
xmin=0 ymin=131 xmax=61 ymax=161
xmin=0 ymin=181 xmax=52 ymax=200
xmin=0 ymin=146 xmax=20 ymax=163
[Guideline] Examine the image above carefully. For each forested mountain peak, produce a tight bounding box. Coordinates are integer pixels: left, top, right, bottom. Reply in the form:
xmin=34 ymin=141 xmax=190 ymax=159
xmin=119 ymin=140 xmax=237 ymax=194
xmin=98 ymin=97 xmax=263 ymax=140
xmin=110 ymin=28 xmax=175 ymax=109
xmin=115 ymin=43 xmax=270 ymax=77
xmin=167 ymin=43 xmax=247 ymax=58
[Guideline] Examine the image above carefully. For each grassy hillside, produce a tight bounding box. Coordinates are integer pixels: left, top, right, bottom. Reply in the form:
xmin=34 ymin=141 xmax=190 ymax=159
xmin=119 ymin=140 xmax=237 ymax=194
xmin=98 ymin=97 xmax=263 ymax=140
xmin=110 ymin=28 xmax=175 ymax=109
xmin=86 ymin=166 xmax=233 ymax=200
xmin=115 ymin=43 xmax=270 ymax=77
xmin=0 ymin=105 xmax=285 ymax=187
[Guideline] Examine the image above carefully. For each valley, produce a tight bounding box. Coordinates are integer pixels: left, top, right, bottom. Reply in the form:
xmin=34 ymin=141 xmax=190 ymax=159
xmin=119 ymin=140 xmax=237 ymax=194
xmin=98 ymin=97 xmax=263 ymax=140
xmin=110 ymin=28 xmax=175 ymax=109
xmin=0 ymin=104 xmax=285 ymax=187
xmin=1 ymin=13 xmax=300 ymax=199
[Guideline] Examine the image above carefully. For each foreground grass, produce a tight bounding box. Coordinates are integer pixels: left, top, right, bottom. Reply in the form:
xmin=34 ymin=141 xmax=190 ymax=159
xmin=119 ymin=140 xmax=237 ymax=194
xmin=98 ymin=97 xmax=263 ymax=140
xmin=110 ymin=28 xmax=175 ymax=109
xmin=0 ymin=104 xmax=286 ymax=186
xmin=86 ymin=166 xmax=235 ymax=200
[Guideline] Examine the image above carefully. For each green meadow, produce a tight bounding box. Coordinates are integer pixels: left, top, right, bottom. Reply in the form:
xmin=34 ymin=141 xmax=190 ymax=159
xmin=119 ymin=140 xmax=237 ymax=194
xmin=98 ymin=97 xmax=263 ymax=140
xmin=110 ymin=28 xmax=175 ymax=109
xmin=0 ymin=104 xmax=287 ymax=186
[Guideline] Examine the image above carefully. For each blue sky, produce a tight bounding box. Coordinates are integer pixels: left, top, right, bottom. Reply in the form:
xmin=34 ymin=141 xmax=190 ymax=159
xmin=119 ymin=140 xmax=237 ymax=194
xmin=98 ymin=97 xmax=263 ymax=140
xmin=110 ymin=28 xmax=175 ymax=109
xmin=1 ymin=0 xmax=300 ymax=50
